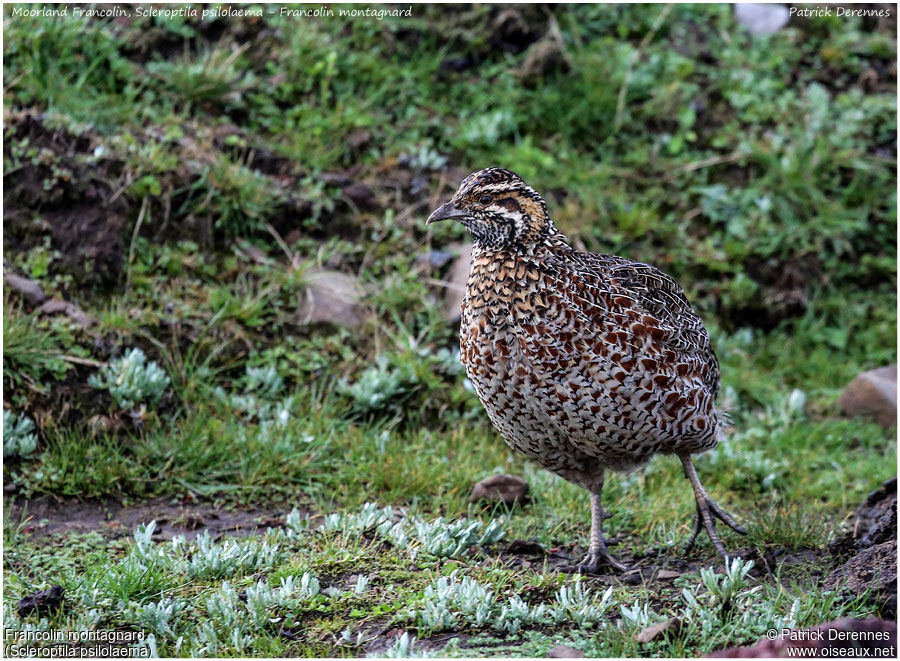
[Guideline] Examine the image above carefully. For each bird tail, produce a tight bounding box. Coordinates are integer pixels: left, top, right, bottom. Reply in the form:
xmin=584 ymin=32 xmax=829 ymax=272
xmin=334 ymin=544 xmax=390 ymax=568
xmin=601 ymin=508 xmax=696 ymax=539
xmin=714 ymin=408 xmax=733 ymax=443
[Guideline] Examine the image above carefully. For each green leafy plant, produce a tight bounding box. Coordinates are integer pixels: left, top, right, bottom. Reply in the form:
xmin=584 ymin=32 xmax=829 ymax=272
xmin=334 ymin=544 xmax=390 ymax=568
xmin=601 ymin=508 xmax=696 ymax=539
xmin=338 ymin=356 xmax=407 ymax=413
xmin=3 ymin=411 xmax=38 ymax=458
xmin=88 ymin=348 xmax=170 ymax=410
xmin=376 ymin=632 xmax=434 ymax=659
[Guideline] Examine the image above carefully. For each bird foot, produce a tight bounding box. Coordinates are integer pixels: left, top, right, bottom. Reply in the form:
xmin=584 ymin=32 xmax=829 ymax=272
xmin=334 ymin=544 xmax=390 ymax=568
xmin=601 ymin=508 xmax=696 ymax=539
xmin=562 ymin=547 xmax=627 ymax=575
xmin=685 ymin=495 xmax=747 ymax=561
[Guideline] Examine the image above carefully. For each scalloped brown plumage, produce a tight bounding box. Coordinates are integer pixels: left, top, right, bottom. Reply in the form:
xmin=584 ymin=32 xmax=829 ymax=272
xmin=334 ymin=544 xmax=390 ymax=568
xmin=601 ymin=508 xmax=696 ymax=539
xmin=428 ymin=167 xmax=746 ymax=572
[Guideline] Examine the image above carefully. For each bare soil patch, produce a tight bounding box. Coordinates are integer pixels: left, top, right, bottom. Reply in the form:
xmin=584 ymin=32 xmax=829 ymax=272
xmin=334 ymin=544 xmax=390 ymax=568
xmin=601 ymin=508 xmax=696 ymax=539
xmin=4 ymin=111 xmax=130 ymax=292
xmin=498 ymin=537 xmax=835 ymax=592
xmin=5 ymin=495 xmax=299 ymax=542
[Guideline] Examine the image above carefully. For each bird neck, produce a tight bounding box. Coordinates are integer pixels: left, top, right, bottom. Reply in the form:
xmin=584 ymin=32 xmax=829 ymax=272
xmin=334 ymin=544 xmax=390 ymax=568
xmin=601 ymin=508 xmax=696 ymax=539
xmin=470 ymin=221 xmax=568 ymax=258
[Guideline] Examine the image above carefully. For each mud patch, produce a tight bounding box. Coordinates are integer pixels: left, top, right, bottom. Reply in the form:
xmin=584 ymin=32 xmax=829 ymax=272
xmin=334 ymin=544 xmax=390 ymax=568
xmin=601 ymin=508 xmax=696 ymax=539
xmin=501 ymin=539 xmax=701 ymax=585
xmin=499 ymin=538 xmax=835 ymax=591
xmin=826 ymin=477 xmax=897 ymax=617
xmin=5 ymin=495 xmax=297 ymax=542
xmin=4 ymin=111 xmax=130 ymax=292
xmin=361 ymin=626 xmax=471 ymax=658
xmin=724 ymin=254 xmax=823 ymax=330
xmin=834 ymin=477 xmax=897 ymax=553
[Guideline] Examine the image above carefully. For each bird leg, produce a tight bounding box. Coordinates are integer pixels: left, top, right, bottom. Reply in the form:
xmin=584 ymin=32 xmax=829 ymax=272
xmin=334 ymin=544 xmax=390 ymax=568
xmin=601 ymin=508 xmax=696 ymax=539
xmin=680 ymin=454 xmax=746 ymax=560
xmin=564 ymin=474 xmax=627 ymax=574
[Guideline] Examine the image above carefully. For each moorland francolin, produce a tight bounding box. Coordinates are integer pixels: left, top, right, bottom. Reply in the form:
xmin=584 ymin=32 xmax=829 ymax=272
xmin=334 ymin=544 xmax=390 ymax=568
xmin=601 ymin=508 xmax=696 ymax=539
xmin=428 ymin=167 xmax=745 ymax=572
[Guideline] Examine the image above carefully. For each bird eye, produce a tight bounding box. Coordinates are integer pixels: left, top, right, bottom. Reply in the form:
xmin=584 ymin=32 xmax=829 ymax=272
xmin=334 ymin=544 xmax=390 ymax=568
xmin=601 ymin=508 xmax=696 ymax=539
xmin=479 ymin=194 xmax=493 ymax=205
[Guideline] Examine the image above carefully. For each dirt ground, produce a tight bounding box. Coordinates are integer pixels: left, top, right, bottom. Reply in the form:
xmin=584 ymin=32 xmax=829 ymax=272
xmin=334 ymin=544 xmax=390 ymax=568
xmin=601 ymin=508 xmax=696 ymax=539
xmin=5 ymin=495 xmax=295 ymax=542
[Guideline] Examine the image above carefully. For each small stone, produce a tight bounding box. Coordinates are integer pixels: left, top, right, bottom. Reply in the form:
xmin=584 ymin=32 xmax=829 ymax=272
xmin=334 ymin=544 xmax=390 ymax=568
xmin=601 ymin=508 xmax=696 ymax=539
xmin=416 ymin=250 xmax=455 ymax=269
xmin=5 ymin=272 xmax=45 ymax=304
xmin=469 ymin=474 xmax=529 ymax=506
xmin=518 ymin=39 xmax=568 ymax=82
xmin=734 ymin=3 xmax=790 ymax=36
xmin=492 ymin=8 xmax=533 ymax=50
xmin=284 ymin=229 xmax=303 ymax=246
xmin=835 ymin=365 xmax=897 ymax=429
xmin=506 ymin=539 xmax=545 ymax=555
xmin=347 ymin=129 xmax=371 ymax=151
xmin=88 ymin=415 xmax=126 ymax=434
xmin=442 ymin=243 xmax=472 ymax=322
xmin=18 ymin=585 xmax=64 ymax=617
xmin=318 ymin=171 xmax=352 ymax=186
xmin=295 ymin=269 xmax=369 ymax=330
xmin=39 ymin=298 xmax=71 ymax=315
xmin=547 ymin=644 xmax=585 ymax=658
xmin=619 ymin=569 xmax=644 ymax=585
xmin=342 ymin=182 xmax=377 ymax=211
xmin=410 ymin=175 xmax=429 ymax=197
xmin=439 ymin=56 xmax=473 ymax=74
xmin=656 ymin=569 xmax=682 ymax=580
xmin=236 ymin=240 xmax=270 ymax=265
xmin=39 ymin=298 xmax=95 ymax=326
xmin=636 ymin=617 xmax=681 ymax=643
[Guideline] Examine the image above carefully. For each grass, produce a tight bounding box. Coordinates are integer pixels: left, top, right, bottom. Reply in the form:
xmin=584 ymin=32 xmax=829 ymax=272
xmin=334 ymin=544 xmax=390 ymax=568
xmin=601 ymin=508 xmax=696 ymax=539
xmin=1 ymin=508 xmax=884 ymax=657
xmin=2 ymin=3 xmax=896 ymax=657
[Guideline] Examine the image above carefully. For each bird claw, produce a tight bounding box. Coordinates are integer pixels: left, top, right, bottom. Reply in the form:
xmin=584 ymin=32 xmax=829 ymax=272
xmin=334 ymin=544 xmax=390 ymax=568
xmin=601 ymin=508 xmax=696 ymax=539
xmin=562 ymin=548 xmax=627 ymax=575
xmin=685 ymin=495 xmax=746 ymax=560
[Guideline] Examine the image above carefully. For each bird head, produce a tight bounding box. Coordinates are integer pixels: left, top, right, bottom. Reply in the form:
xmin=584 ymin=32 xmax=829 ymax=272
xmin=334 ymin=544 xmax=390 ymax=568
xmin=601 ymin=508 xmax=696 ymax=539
xmin=427 ymin=167 xmax=560 ymax=251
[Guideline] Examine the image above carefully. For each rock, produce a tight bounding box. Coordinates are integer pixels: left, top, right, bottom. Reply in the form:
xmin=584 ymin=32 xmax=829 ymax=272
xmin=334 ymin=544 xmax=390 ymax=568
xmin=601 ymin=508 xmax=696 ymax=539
xmin=284 ymin=229 xmax=303 ymax=246
xmin=295 ymin=269 xmax=368 ymax=330
xmin=88 ymin=414 xmax=126 ymax=435
xmin=5 ymin=272 xmax=45 ymax=304
xmin=547 ymin=644 xmax=585 ymax=658
xmin=492 ymin=8 xmax=536 ymax=53
xmin=39 ymin=298 xmax=95 ymax=326
xmin=346 ymin=129 xmax=371 ymax=151
xmin=439 ymin=56 xmax=474 ymax=74
xmin=416 ymin=250 xmax=455 ymax=269
xmin=518 ymin=38 xmax=569 ymax=83
xmin=656 ymin=569 xmax=682 ymax=580
xmin=733 ymin=4 xmax=790 ymax=36
xmin=318 ymin=171 xmax=352 ymax=186
xmin=709 ymin=618 xmax=897 ymax=657
xmin=835 ymin=365 xmax=897 ymax=429
xmin=342 ymin=182 xmax=377 ymax=211
xmin=469 ymin=474 xmax=529 ymax=506
xmin=442 ymin=242 xmax=472 ymax=322
xmin=18 ymin=585 xmax=64 ymax=617
xmin=235 ymin=239 xmax=271 ymax=265
xmin=410 ymin=175 xmax=429 ymax=197
xmin=619 ymin=569 xmax=644 ymax=585
xmin=506 ymin=539 xmax=545 ymax=555
xmin=636 ymin=617 xmax=681 ymax=643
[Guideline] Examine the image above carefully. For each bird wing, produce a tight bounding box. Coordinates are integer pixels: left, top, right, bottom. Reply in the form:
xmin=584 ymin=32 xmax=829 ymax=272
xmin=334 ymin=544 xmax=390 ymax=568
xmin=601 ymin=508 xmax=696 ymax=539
xmin=599 ymin=256 xmax=720 ymax=396
xmin=505 ymin=251 xmax=720 ymax=454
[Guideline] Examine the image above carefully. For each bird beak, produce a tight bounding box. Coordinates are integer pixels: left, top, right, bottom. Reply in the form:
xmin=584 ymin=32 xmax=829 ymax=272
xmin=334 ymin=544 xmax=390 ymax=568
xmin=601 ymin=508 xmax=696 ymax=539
xmin=426 ymin=202 xmax=469 ymax=225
